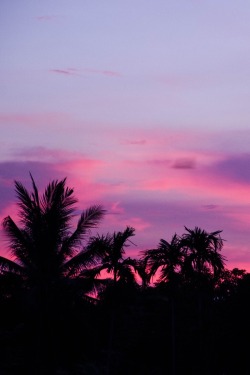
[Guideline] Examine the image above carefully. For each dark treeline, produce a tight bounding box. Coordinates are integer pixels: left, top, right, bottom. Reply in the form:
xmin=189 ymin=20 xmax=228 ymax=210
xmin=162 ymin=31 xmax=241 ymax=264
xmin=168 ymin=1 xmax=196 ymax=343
xmin=0 ymin=175 xmax=249 ymax=374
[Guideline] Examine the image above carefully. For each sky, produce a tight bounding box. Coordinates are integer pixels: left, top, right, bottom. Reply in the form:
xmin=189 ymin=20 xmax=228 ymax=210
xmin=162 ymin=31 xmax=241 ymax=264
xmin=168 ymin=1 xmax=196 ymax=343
xmin=1 ymin=0 xmax=250 ymax=271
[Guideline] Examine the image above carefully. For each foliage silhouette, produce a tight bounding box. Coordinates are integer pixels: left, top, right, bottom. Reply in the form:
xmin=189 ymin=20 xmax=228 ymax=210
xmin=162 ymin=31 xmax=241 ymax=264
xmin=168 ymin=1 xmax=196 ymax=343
xmin=181 ymin=226 xmax=226 ymax=281
xmin=0 ymin=174 xmax=106 ymax=373
xmin=0 ymin=175 xmax=250 ymax=374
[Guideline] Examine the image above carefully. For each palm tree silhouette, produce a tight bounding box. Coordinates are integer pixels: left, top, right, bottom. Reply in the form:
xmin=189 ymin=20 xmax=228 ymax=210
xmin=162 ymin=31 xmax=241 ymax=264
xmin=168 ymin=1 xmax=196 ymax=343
xmin=92 ymin=226 xmax=138 ymax=288
xmin=91 ymin=226 xmax=138 ymax=375
xmin=0 ymin=174 xmax=106 ymax=373
xmin=181 ymin=226 xmax=226 ymax=282
xmin=141 ymin=233 xmax=184 ymax=286
xmin=140 ymin=234 xmax=184 ymax=375
xmin=180 ymin=226 xmax=226 ymax=374
xmin=133 ymin=258 xmax=151 ymax=289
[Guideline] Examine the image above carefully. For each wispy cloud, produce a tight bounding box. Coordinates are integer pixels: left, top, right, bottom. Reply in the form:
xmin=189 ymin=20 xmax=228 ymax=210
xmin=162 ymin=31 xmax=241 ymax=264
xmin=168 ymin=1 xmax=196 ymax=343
xmin=49 ymin=68 xmax=122 ymax=77
xmin=203 ymin=204 xmax=219 ymax=210
xmin=49 ymin=69 xmax=79 ymax=76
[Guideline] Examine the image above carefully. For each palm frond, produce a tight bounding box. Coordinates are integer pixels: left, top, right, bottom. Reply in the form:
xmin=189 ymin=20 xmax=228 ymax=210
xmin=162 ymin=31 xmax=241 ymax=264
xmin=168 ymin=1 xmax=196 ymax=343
xmin=2 ymin=215 xmax=34 ymax=266
xmin=62 ymin=241 xmax=108 ymax=277
xmin=181 ymin=226 xmax=226 ymax=277
xmin=59 ymin=205 xmax=106 ymax=260
xmin=79 ymin=264 xmax=106 ymax=279
xmin=117 ymin=263 xmax=137 ymax=285
xmin=14 ymin=180 xmax=37 ymax=227
xmin=112 ymin=226 xmax=135 ymax=253
xmin=29 ymin=172 xmax=40 ymax=209
xmin=79 ymin=205 xmax=106 ymax=231
xmin=0 ymin=256 xmax=25 ymax=275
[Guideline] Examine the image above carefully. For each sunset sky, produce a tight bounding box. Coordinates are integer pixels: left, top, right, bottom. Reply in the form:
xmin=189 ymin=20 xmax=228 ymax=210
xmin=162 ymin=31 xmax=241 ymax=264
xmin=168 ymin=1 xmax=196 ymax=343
xmin=1 ymin=1 xmax=250 ymax=271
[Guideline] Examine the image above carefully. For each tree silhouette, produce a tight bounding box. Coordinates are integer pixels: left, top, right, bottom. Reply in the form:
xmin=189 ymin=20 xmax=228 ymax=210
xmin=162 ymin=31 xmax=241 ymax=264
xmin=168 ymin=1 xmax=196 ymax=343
xmin=90 ymin=226 xmax=139 ymax=375
xmin=140 ymin=234 xmax=185 ymax=375
xmin=141 ymin=233 xmax=184 ymax=286
xmin=133 ymin=258 xmax=151 ymax=289
xmin=179 ymin=226 xmax=226 ymax=374
xmin=1 ymin=174 xmax=250 ymax=374
xmin=0 ymin=174 xmax=106 ymax=373
xmin=92 ymin=226 xmax=138 ymax=289
xmin=180 ymin=226 xmax=226 ymax=285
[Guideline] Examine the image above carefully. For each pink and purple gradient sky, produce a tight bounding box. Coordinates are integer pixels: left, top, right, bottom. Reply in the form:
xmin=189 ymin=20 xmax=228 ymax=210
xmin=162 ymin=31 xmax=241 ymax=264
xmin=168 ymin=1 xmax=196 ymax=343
xmin=1 ymin=1 xmax=250 ymax=270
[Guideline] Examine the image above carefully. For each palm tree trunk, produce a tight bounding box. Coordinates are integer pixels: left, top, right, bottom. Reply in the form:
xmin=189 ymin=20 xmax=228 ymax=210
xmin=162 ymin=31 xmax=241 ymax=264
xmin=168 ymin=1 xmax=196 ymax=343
xmin=106 ymin=308 xmax=115 ymax=375
xmin=170 ymin=295 xmax=176 ymax=375
xmin=106 ymin=272 xmax=118 ymax=375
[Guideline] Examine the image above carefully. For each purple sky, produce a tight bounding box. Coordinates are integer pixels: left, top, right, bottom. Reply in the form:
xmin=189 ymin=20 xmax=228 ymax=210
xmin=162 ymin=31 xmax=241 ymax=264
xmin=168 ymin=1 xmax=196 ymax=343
xmin=1 ymin=1 xmax=250 ymax=270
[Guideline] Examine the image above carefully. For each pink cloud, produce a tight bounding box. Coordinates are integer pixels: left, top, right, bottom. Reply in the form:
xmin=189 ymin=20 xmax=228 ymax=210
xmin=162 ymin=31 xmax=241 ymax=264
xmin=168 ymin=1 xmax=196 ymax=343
xmin=109 ymin=201 xmax=125 ymax=215
xmin=126 ymin=217 xmax=151 ymax=232
xmin=1 ymin=142 xmax=250 ymax=271
xmin=0 ymin=202 xmax=19 ymax=258
xmin=224 ymin=243 xmax=250 ymax=271
xmin=60 ymin=159 xmax=103 ymax=170
xmin=118 ymin=151 xmax=250 ymax=206
xmin=140 ymin=168 xmax=250 ymax=206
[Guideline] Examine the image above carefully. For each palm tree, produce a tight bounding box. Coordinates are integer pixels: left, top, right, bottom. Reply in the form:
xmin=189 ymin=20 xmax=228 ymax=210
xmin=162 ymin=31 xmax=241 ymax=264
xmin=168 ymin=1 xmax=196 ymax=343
xmin=140 ymin=234 xmax=184 ymax=375
xmin=90 ymin=226 xmax=138 ymax=375
xmin=141 ymin=233 xmax=184 ymax=287
xmin=0 ymin=174 xmax=106 ymax=373
xmin=93 ymin=226 xmax=138 ymax=289
xmin=133 ymin=258 xmax=151 ymax=289
xmin=180 ymin=226 xmax=226 ymax=283
xmin=180 ymin=226 xmax=226 ymax=373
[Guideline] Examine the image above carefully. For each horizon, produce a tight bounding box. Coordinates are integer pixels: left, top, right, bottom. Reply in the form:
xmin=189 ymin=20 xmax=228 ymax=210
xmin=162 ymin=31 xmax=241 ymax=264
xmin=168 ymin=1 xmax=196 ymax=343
xmin=1 ymin=1 xmax=250 ymax=271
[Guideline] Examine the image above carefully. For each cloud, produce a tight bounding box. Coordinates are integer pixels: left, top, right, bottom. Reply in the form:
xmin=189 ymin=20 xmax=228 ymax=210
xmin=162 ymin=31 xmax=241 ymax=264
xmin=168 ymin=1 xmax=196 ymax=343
xmin=0 ymin=153 xmax=105 ymax=210
xmin=49 ymin=68 xmax=122 ymax=78
xmin=49 ymin=69 xmax=79 ymax=76
xmin=109 ymin=201 xmax=125 ymax=215
xmin=1 ymin=143 xmax=250 ymax=270
xmin=0 ymin=161 xmax=57 ymax=183
xmin=210 ymin=153 xmax=250 ymax=184
xmin=203 ymin=204 xmax=219 ymax=210
xmin=172 ymin=158 xmax=196 ymax=169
